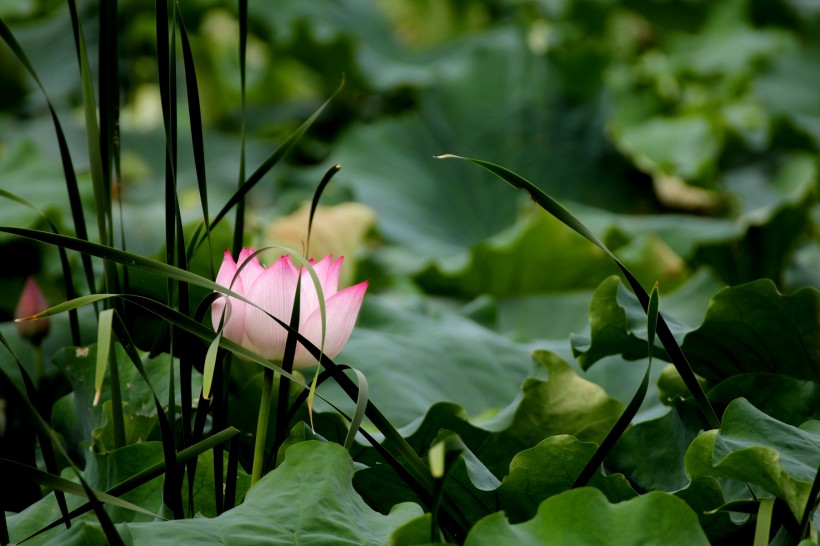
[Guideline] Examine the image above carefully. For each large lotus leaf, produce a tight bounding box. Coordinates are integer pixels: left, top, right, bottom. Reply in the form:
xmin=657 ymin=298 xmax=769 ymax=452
xmin=571 ymin=275 xmax=700 ymax=369
xmin=572 ymin=276 xmax=820 ymax=384
xmin=613 ymin=115 xmax=722 ymax=183
xmin=463 ymin=488 xmax=709 ymax=546
xmin=685 ymin=398 xmax=820 ymax=524
xmin=321 ymin=295 xmax=535 ymax=427
xmin=706 ymin=373 xmax=820 ymax=427
xmin=610 ymin=372 xmax=820 ymax=496
xmin=682 ymin=280 xmax=820 ymax=383
xmin=331 ymin=27 xmax=639 ymax=265
xmin=672 ymin=477 xmax=743 ymax=542
xmin=665 ymin=8 xmax=794 ymax=79
xmin=332 ymin=114 xmax=518 ymax=259
xmin=415 ymin=210 xmax=616 ymax=297
xmin=352 ymin=351 xmax=624 ymax=518
xmin=392 ymin=432 xmax=636 ymax=532
xmin=756 ymin=46 xmax=820 ymax=149
xmin=694 ymin=155 xmax=817 ymax=285
xmin=495 ymin=435 xmax=636 ymax=523
xmin=607 ymin=403 xmax=706 ymax=493
xmin=21 ymin=441 xmax=420 ymax=546
xmin=251 ymin=0 xmax=429 ymax=92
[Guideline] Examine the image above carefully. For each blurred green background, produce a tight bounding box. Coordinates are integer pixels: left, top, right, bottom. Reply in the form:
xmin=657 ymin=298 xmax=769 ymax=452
xmin=1 ymin=0 xmax=819 ymax=367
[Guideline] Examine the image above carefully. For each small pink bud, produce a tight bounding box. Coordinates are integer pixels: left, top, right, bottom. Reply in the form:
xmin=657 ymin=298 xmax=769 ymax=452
xmin=15 ymin=276 xmax=51 ymax=346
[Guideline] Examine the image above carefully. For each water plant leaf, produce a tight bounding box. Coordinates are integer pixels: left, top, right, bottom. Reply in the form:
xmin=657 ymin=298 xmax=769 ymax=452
xmin=685 ymin=398 xmax=820 ymax=525
xmin=682 ymin=281 xmax=820 ymax=383
xmin=353 ymin=350 xmax=625 ymax=524
xmin=573 ymin=277 xmax=820 ymax=385
xmin=463 ymin=488 xmax=709 ymax=545
xmin=26 ymin=441 xmax=422 ymax=545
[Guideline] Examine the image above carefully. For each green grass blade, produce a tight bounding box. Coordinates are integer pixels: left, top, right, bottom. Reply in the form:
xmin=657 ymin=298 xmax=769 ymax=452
xmin=207 ymin=78 xmax=345 ymax=237
xmin=23 ymin=427 xmax=240 ymax=542
xmin=97 ymin=0 xmax=119 ymax=200
xmin=0 ymin=459 xmax=160 ymax=519
xmin=572 ymin=283 xmax=659 ymax=488
xmin=232 ymin=0 xmax=248 ymax=256
xmin=0 ymin=227 xmax=229 ymax=295
xmin=343 ymin=368 xmax=369 ymax=450
xmin=0 ymin=499 xmax=7 ymax=546
xmin=202 ymin=333 xmax=221 ymax=400
xmin=95 ymin=309 xmax=125 ymax=448
xmin=306 ymin=163 xmax=341 ymax=254
xmin=108 ymin=309 xmax=183 ymax=519
xmin=439 ymin=154 xmax=720 ymax=430
xmin=754 ymin=497 xmax=775 ymax=546
xmin=177 ymin=6 xmax=213 ymax=277
xmin=270 ymin=278 xmax=303 ymax=470
xmin=94 ymin=309 xmax=113 ymax=406
xmin=66 ymin=0 xmax=111 ymax=254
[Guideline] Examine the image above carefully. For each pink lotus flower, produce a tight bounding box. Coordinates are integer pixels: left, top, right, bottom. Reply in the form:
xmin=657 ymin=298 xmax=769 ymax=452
xmin=211 ymin=248 xmax=368 ymax=368
xmin=15 ymin=276 xmax=51 ymax=346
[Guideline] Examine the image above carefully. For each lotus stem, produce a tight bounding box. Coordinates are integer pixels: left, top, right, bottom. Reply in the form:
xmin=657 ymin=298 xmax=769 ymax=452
xmin=251 ymin=367 xmax=274 ymax=485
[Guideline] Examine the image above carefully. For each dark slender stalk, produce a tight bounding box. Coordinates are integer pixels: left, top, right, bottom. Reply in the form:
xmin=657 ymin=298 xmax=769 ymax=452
xmin=232 ymin=0 xmax=248 ymax=256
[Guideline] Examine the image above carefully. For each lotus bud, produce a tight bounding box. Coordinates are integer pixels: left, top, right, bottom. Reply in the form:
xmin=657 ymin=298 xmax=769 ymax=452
xmin=15 ymin=276 xmax=51 ymax=346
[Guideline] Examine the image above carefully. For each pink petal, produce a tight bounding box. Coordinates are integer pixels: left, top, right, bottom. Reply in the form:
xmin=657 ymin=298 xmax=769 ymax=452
xmin=236 ymin=247 xmax=265 ymax=288
xmin=244 ymin=255 xmax=300 ymax=361
xmin=212 ymin=250 xmax=248 ymax=344
xmin=292 ymin=280 xmax=368 ymax=368
xmin=299 ymin=255 xmax=343 ymax=320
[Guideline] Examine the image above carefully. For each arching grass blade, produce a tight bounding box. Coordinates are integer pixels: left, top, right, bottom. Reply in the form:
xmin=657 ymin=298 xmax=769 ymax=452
xmin=438 ymin=154 xmax=720 ymax=430
xmin=573 ymin=283 xmax=659 ymax=488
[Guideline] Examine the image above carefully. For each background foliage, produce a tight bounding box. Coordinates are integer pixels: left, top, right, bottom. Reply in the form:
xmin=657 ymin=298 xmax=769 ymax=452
xmin=1 ymin=0 xmax=819 ymax=544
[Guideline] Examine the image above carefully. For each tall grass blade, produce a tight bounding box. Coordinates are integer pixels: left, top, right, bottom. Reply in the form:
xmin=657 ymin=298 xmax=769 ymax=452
xmin=108 ymin=309 xmax=183 ymax=519
xmin=0 ymin=499 xmax=7 ymax=546
xmin=95 ymin=309 xmax=125 ymax=447
xmin=232 ymin=0 xmax=248 ymax=256
xmin=754 ymin=497 xmax=775 ymax=546
xmin=206 ymin=79 xmax=345 ymax=237
xmin=223 ymin=434 xmax=240 ymax=512
xmin=439 ymin=155 xmax=720 ymax=430
xmin=98 ymin=0 xmax=119 ymax=228
xmin=306 ymin=164 xmax=342 ymax=254
xmin=343 ymin=368 xmax=368 ymax=450
xmin=66 ymin=0 xmax=113 ymax=293
xmin=270 ymin=280 xmax=302 ymax=472
xmin=177 ymin=6 xmax=213 ymax=276
xmin=572 ymin=283 xmax=658 ymax=488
